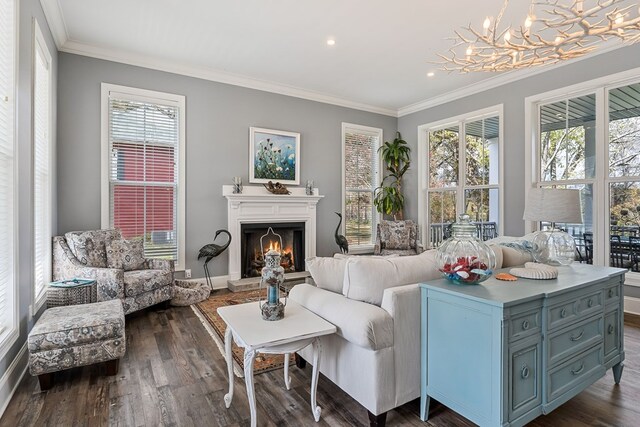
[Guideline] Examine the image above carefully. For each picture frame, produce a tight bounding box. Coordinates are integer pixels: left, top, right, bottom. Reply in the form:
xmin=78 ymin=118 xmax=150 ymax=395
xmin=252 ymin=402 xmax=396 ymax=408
xmin=249 ymin=127 xmax=301 ymax=185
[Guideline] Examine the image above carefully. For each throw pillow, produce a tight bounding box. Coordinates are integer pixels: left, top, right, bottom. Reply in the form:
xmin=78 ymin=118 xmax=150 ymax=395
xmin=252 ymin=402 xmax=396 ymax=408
xmin=65 ymin=229 xmax=122 ymax=268
xmin=342 ymin=249 xmax=441 ymax=306
xmin=383 ymin=222 xmax=412 ymax=250
xmin=306 ymin=257 xmax=347 ymax=294
xmin=106 ymin=239 xmax=147 ymax=271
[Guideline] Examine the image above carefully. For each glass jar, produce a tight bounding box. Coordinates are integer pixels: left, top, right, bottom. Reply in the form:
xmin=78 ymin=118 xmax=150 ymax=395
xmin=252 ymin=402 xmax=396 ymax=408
xmin=436 ymin=214 xmax=496 ymax=285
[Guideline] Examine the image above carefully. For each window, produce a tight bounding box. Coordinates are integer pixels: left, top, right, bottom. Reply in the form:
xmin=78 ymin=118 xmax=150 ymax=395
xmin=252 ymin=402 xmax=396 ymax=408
xmin=0 ymin=0 xmax=17 ymax=353
xmin=342 ymin=123 xmax=381 ymax=249
xmin=33 ymin=20 xmax=53 ymax=308
xmin=419 ymin=106 xmax=503 ymax=248
xmin=528 ymin=76 xmax=640 ymax=279
xmin=101 ymin=84 xmax=186 ymax=270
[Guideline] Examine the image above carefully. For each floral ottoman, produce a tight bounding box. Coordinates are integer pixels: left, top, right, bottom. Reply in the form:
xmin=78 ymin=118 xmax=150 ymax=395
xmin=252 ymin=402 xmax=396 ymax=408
xmin=170 ymin=279 xmax=210 ymax=306
xmin=27 ymin=299 xmax=125 ymax=391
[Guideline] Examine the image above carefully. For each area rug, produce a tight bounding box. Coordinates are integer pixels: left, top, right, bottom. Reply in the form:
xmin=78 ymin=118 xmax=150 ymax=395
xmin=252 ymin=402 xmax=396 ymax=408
xmin=192 ymin=289 xmax=293 ymax=378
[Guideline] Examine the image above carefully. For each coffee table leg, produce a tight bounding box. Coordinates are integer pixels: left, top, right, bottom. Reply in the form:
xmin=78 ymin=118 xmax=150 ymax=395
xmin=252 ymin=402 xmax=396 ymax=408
xmin=244 ymin=348 xmax=258 ymax=427
xmin=284 ymin=353 xmax=291 ymax=390
xmin=223 ymin=327 xmax=234 ymax=408
xmin=310 ymin=338 xmax=322 ymax=422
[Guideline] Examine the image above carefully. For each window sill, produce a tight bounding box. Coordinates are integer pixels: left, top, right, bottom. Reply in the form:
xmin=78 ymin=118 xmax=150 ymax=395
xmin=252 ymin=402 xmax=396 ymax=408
xmin=346 ymin=244 xmax=375 ymax=255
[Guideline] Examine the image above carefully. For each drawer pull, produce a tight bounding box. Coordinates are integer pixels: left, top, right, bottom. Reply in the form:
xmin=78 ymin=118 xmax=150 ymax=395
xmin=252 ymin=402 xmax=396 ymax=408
xmin=521 ymin=365 xmax=530 ymax=379
xmin=608 ymin=324 xmax=615 ymax=334
xmin=570 ymin=330 xmax=584 ymax=341
xmin=587 ymin=299 xmax=593 ymax=308
xmin=561 ymin=308 xmax=567 ymax=318
xmin=608 ymin=288 xmax=615 ymax=298
xmin=522 ymin=320 xmax=530 ymax=330
xmin=571 ymin=362 xmax=585 ymax=376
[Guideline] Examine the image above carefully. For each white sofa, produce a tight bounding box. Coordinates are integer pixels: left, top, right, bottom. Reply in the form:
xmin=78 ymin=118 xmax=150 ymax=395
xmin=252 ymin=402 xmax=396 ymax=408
xmin=289 ymin=244 xmax=532 ymax=426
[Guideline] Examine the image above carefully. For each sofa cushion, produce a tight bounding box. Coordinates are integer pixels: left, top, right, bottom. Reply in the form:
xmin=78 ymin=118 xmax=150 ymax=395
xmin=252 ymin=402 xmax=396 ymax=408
xmin=306 ymin=257 xmax=347 ymax=294
xmin=500 ymin=246 xmax=534 ymax=267
xmin=343 ymin=250 xmax=440 ymax=306
xmin=106 ymin=238 xmax=147 ymax=271
xmin=123 ymin=269 xmax=173 ymax=297
xmin=27 ymin=299 xmax=124 ymax=353
xmin=289 ymin=283 xmax=393 ymax=351
xmin=65 ymin=229 xmax=121 ymax=268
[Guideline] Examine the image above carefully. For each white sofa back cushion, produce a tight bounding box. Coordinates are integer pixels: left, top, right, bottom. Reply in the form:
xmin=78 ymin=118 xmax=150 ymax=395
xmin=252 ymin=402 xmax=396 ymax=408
xmin=342 ymin=250 xmax=441 ymax=306
xmin=306 ymin=257 xmax=347 ymax=294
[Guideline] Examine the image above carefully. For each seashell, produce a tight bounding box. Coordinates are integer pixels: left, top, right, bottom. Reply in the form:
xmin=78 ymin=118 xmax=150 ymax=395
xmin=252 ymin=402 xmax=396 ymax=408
xmin=456 ymin=271 xmax=470 ymax=279
xmin=496 ymin=273 xmax=517 ymax=281
xmin=524 ymin=262 xmax=558 ymax=274
xmin=510 ymin=266 xmax=558 ymax=280
xmin=470 ymin=269 xmax=491 ymax=275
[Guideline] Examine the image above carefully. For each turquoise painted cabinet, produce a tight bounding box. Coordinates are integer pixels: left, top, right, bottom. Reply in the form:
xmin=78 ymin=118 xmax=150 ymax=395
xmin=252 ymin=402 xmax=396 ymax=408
xmin=420 ymin=264 xmax=625 ymax=427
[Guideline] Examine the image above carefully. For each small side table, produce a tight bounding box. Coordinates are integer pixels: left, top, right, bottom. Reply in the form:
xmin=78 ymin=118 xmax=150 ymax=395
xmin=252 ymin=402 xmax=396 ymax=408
xmin=217 ymin=300 xmax=336 ymax=427
xmin=47 ymin=278 xmax=97 ymax=308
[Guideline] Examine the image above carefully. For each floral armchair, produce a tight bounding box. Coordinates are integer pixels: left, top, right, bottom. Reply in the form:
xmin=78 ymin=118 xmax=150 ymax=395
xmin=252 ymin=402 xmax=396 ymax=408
xmin=52 ymin=229 xmax=174 ymax=314
xmin=373 ymin=220 xmax=421 ymax=256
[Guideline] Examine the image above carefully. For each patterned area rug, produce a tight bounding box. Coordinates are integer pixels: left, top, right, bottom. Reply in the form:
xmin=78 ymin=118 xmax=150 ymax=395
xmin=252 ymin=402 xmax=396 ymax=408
xmin=192 ymin=289 xmax=293 ymax=377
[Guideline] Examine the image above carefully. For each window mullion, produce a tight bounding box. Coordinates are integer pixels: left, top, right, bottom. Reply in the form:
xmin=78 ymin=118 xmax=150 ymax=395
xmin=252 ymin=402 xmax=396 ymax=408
xmin=458 ymin=121 xmax=466 ymax=217
xmin=594 ymin=87 xmax=608 ymax=266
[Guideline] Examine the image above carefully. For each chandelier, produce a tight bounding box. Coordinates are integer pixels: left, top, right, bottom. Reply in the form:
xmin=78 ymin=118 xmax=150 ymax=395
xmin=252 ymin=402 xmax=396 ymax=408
xmin=439 ymin=0 xmax=640 ymax=73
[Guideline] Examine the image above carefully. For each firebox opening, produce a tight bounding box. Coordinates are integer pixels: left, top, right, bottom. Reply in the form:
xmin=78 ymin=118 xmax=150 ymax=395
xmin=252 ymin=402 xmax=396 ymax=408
xmin=241 ymin=222 xmax=305 ymax=278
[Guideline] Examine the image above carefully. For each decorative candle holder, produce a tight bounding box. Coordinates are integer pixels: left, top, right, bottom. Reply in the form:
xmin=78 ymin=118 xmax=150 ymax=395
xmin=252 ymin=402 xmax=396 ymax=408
xmin=258 ymin=227 xmax=287 ymax=320
xmin=305 ymin=180 xmax=314 ymax=196
xmin=233 ymin=176 xmax=243 ymax=194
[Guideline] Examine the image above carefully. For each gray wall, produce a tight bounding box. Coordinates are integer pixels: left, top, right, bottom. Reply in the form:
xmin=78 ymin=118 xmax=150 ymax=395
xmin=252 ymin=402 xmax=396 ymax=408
xmin=0 ymin=0 xmax=58 ymax=378
xmin=398 ymin=43 xmax=640 ymax=237
xmin=56 ymin=52 xmax=397 ymax=278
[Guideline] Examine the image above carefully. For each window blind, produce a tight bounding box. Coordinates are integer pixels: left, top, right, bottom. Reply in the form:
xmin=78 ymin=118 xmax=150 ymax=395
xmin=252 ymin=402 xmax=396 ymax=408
xmin=108 ymin=96 xmax=180 ymax=260
xmin=0 ymin=0 xmax=16 ymax=336
xmin=33 ymin=31 xmax=52 ymax=302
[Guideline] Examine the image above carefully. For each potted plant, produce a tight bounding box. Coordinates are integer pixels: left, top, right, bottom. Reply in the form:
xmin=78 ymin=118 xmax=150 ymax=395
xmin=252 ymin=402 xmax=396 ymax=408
xmin=373 ymin=132 xmax=411 ymax=220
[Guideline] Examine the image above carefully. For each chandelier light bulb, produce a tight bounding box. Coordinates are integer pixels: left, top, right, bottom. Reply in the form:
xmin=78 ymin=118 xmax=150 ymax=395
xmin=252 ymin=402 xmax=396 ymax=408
xmin=466 ymin=45 xmax=474 ymax=56
xmin=525 ymin=15 xmax=533 ymax=28
xmin=576 ymin=1 xmax=584 ymax=13
xmin=483 ymin=17 xmax=491 ymax=29
xmin=504 ymin=30 xmax=511 ymax=42
xmin=555 ymin=35 xmax=563 ymax=44
xmin=615 ymin=13 xmax=624 ymax=25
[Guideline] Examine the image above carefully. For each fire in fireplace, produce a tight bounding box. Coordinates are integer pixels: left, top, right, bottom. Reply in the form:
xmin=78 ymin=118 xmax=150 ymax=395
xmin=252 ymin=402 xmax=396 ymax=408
xmin=241 ymin=222 xmax=305 ymax=278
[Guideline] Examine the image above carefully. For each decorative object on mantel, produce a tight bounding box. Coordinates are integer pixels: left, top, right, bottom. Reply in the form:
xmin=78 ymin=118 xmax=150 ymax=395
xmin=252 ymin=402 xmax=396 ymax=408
xmin=232 ymin=176 xmax=243 ymax=194
xmin=305 ymin=180 xmax=314 ymax=196
xmin=436 ymin=214 xmax=496 ymax=285
xmin=259 ymin=227 xmax=287 ymax=320
xmin=263 ymin=180 xmax=291 ymax=195
xmin=374 ymin=132 xmax=411 ymax=220
xmin=438 ymin=0 xmax=640 ymax=73
xmin=198 ymin=230 xmax=232 ymax=291
xmin=249 ymin=127 xmax=300 ymax=185
xmin=510 ymin=262 xmax=559 ymax=279
xmin=334 ymin=212 xmax=349 ymax=254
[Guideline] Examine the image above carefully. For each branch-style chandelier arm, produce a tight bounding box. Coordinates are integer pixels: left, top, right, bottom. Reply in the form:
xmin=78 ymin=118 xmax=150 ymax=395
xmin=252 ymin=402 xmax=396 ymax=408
xmin=437 ymin=0 xmax=640 ymax=73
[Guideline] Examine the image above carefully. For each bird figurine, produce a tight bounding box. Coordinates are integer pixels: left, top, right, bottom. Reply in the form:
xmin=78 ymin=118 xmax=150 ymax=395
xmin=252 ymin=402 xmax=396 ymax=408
xmin=197 ymin=229 xmax=232 ymax=291
xmin=334 ymin=212 xmax=349 ymax=254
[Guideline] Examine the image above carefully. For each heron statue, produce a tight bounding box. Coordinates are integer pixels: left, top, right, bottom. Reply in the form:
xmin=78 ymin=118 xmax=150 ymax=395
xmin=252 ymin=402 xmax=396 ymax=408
xmin=197 ymin=229 xmax=232 ymax=291
xmin=334 ymin=212 xmax=349 ymax=254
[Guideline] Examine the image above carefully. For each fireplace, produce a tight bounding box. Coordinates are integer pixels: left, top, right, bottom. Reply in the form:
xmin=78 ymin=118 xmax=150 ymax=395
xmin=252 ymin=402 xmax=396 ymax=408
xmin=241 ymin=222 xmax=306 ymax=278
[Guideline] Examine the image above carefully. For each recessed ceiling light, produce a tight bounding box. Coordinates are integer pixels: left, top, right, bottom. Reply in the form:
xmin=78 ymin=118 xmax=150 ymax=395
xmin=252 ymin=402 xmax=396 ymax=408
xmin=427 ymin=72 xmax=435 ymax=77
xmin=327 ymin=39 xmax=336 ymax=46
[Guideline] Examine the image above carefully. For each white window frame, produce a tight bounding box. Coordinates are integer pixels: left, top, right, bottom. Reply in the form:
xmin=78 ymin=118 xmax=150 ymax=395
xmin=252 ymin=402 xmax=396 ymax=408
xmin=100 ymin=83 xmax=186 ymax=271
xmin=418 ymin=105 xmax=504 ymax=248
xmin=31 ymin=18 xmax=54 ymax=313
xmin=0 ymin=0 xmax=19 ymax=358
xmin=525 ymin=66 xmax=640 ymax=286
xmin=341 ymin=122 xmax=382 ymax=253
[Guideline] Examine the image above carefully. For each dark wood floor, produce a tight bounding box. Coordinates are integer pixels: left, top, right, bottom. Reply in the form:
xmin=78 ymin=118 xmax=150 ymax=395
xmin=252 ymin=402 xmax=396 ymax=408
xmin=2 ymin=304 xmax=639 ymax=427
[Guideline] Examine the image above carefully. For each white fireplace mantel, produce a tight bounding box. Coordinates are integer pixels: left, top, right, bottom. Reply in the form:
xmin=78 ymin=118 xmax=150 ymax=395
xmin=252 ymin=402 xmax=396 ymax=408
xmin=223 ymin=185 xmax=324 ymax=281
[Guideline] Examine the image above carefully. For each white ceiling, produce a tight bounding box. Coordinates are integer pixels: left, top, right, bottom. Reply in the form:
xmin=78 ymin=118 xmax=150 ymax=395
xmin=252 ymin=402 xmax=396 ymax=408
xmin=41 ymin=0 xmax=629 ymax=116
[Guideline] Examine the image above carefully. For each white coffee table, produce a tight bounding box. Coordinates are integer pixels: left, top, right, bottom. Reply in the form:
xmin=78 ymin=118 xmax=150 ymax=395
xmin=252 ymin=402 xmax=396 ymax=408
xmin=217 ymin=300 xmax=336 ymax=427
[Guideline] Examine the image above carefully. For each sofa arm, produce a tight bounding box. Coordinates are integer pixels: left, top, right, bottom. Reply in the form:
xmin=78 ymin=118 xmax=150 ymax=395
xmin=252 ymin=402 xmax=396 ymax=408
xmin=380 ymin=284 xmax=421 ymax=406
xmin=53 ymin=236 xmax=125 ymax=300
xmin=147 ymin=258 xmax=174 ymax=271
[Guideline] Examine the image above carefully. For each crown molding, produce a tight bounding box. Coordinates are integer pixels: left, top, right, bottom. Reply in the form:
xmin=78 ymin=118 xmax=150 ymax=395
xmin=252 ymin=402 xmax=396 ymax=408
xmin=39 ymin=0 xmax=68 ymax=48
xmin=397 ymin=43 xmax=627 ymax=117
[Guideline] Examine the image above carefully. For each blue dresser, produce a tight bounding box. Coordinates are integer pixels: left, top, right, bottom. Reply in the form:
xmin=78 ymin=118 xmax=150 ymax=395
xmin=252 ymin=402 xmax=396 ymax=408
xmin=420 ymin=264 xmax=625 ymax=427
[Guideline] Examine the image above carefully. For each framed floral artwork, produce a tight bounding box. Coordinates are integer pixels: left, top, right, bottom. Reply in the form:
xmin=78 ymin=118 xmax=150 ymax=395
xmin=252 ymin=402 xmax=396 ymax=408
xmin=249 ymin=127 xmax=300 ymax=185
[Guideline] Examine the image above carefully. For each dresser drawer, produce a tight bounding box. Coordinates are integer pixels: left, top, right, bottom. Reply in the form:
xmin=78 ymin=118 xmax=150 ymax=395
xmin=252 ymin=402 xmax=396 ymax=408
xmin=548 ymin=316 xmax=603 ymax=366
xmin=509 ymin=308 xmax=542 ymax=342
xmin=548 ymin=290 xmax=602 ymax=331
xmin=547 ymin=345 xmax=604 ymax=402
xmin=605 ymin=284 xmax=621 ymax=305
xmin=509 ymin=339 xmax=541 ymax=420
xmin=604 ymin=309 xmax=621 ymax=362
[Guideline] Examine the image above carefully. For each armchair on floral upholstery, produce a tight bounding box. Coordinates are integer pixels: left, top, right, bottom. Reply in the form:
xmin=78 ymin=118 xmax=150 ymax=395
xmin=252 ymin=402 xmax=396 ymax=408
xmin=373 ymin=220 xmax=421 ymax=256
xmin=52 ymin=229 xmax=174 ymax=314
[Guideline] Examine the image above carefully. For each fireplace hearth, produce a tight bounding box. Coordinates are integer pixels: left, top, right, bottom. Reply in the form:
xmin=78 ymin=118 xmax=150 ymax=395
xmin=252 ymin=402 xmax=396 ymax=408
xmin=241 ymin=223 xmax=305 ymax=278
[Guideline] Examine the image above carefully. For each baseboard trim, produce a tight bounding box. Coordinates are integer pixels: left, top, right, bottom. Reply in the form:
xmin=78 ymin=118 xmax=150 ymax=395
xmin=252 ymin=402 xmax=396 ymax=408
xmin=0 ymin=342 xmax=28 ymax=419
xmin=624 ymin=296 xmax=640 ymax=316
